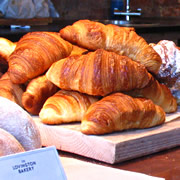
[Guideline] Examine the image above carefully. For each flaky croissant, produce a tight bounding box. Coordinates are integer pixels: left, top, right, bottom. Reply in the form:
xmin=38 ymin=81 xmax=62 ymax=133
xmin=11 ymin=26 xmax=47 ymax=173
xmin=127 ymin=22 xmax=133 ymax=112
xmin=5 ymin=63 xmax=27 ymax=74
xmin=60 ymin=19 xmax=162 ymax=74
xmin=39 ymin=90 xmax=99 ymax=124
xmin=46 ymin=49 xmax=151 ymax=96
xmin=0 ymin=37 xmax=16 ymax=73
xmin=126 ymin=75 xmax=177 ymax=113
xmin=8 ymin=31 xmax=73 ymax=84
xmin=70 ymin=45 xmax=88 ymax=56
xmin=0 ymin=37 xmax=16 ymax=61
xmin=22 ymin=75 xmax=58 ymax=115
xmin=81 ymin=92 xmax=165 ymax=135
xmin=0 ymin=72 xmax=24 ymax=106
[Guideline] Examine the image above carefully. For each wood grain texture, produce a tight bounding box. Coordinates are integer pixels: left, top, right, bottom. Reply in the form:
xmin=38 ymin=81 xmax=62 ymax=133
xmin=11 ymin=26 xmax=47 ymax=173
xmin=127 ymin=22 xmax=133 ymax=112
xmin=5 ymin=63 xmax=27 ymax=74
xmin=33 ymin=107 xmax=180 ymax=164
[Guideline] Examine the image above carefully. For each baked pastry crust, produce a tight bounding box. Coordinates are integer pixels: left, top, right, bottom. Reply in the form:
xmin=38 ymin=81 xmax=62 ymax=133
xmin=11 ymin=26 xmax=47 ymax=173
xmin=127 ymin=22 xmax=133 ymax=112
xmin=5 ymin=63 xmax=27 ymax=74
xmin=39 ymin=90 xmax=99 ymax=124
xmin=8 ymin=31 xmax=73 ymax=84
xmin=126 ymin=75 xmax=177 ymax=113
xmin=0 ymin=72 xmax=24 ymax=106
xmin=22 ymin=75 xmax=58 ymax=115
xmin=60 ymin=19 xmax=162 ymax=74
xmin=46 ymin=49 xmax=151 ymax=96
xmin=81 ymin=92 xmax=165 ymax=135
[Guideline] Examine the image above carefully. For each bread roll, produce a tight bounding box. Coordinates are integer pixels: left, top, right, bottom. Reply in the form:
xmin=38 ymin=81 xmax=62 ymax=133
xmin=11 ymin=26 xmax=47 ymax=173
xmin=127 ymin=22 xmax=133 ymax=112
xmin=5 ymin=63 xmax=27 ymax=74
xmin=0 ymin=128 xmax=25 ymax=157
xmin=0 ymin=97 xmax=41 ymax=151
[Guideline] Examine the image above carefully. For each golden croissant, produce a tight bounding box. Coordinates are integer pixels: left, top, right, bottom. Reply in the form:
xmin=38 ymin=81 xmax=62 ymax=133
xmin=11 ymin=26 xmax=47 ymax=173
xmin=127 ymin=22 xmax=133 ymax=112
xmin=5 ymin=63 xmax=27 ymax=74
xmin=126 ymin=76 xmax=177 ymax=113
xmin=70 ymin=45 xmax=88 ymax=56
xmin=0 ymin=72 xmax=24 ymax=106
xmin=0 ymin=37 xmax=16 ymax=61
xmin=0 ymin=37 xmax=16 ymax=73
xmin=39 ymin=90 xmax=99 ymax=124
xmin=8 ymin=31 xmax=73 ymax=84
xmin=81 ymin=92 xmax=165 ymax=135
xmin=46 ymin=49 xmax=151 ymax=96
xmin=22 ymin=75 xmax=58 ymax=115
xmin=60 ymin=19 xmax=162 ymax=74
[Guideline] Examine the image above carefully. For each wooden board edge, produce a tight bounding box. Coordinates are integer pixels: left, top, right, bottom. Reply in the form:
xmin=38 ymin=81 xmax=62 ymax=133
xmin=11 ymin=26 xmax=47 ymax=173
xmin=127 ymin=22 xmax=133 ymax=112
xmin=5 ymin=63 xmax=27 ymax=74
xmin=33 ymin=112 xmax=180 ymax=164
xmin=35 ymin=120 xmax=117 ymax=164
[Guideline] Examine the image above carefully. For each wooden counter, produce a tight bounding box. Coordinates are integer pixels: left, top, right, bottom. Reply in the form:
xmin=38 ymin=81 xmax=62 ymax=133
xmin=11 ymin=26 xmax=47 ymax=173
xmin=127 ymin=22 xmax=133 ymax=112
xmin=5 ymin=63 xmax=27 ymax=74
xmin=59 ymin=146 xmax=180 ymax=180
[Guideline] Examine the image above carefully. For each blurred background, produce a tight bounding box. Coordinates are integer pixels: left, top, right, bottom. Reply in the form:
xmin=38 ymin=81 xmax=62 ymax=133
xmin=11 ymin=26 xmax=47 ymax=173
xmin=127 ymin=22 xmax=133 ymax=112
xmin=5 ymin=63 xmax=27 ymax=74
xmin=51 ymin=0 xmax=180 ymax=20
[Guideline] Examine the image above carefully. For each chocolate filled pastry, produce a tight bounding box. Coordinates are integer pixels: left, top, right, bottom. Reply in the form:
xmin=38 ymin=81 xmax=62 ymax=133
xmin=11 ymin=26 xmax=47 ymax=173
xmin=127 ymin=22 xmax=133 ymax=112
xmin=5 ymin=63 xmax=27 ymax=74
xmin=150 ymin=40 xmax=180 ymax=105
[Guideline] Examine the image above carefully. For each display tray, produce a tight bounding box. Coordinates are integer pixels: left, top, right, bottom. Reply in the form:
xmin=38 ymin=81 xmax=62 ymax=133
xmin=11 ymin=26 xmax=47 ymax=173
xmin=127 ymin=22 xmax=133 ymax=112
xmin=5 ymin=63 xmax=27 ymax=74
xmin=33 ymin=107 xmax=180 ymax=164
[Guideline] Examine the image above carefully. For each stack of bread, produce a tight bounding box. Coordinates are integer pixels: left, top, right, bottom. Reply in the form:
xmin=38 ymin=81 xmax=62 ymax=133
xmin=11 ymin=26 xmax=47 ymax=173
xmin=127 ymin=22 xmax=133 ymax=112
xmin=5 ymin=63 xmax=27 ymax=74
xmin=0 ymin=20 xmax=178 ymax=137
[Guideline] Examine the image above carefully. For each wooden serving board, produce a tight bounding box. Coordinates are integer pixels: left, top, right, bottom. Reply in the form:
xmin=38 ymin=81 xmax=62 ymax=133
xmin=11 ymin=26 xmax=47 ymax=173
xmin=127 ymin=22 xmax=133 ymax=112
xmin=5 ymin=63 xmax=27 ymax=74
xmin=33 ymin=107 xmax=180 ymax=164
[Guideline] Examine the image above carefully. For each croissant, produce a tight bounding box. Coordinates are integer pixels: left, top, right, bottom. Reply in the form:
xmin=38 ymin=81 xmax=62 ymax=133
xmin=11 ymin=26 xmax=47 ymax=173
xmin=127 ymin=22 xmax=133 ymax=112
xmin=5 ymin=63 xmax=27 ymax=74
xmin=8 ymin=31 xmax=73 ymax=84
xmin=0 ymin=72 xmax=24 ymax=106
xmin=81 ymin=92 xmax=165 ymax=135
xmin=60 ymin=19 xmax=162 ymax=74
xmin=0 ymin=37 xmax=16 ymax=59
xmin=0 ymin=37 xmax=16 ymax=73
xmin=22 ymin=75 xmax=58 ymax=115
xmin=70 ymin=45 xmax=88 ymax=56
xmin=39 ymin=90 xmax=99 ymax=124
xmin=46 ymin=49 xmax=151 ymax=96
xmin=126 ymin=76 xmax=177 ymax=113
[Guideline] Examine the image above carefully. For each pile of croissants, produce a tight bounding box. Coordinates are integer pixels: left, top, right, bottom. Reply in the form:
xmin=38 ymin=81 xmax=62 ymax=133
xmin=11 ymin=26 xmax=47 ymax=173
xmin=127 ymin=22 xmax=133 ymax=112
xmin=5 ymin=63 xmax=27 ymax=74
xmin=0 ymin=19 xmax=179 ymax=135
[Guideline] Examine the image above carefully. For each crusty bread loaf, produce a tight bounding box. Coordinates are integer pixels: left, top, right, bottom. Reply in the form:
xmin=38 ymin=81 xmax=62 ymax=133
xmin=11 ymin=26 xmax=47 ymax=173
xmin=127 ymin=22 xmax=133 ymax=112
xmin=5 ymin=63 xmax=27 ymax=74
xmin=0 ymin=128 xmax=25 ymax=156
xmin=0 ymin=97 xmax=41 ymax=151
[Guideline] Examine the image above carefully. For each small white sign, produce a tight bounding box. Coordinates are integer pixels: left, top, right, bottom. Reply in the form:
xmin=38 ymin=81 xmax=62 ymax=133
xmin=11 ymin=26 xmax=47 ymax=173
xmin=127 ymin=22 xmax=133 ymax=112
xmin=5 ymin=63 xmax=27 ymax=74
xmin=0 ymin=146 xmax=67 ymax=180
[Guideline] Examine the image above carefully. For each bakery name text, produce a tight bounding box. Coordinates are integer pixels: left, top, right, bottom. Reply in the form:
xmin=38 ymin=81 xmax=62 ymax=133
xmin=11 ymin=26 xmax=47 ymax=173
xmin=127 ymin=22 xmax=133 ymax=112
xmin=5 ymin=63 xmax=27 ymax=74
xmin=12 ymin=160 xmax=36 ymax=174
